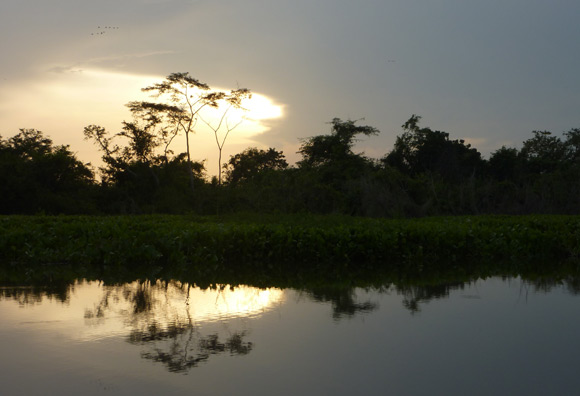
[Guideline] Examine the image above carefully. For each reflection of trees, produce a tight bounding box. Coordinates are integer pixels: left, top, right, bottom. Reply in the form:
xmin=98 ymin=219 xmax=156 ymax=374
xmin=0 ymin=283 xmax=71 ymax=306
xmin=83 ymin=279 xmax=254 ymax=373
xmin=129 ymin=322 xmax=252 ymax=373
xmin=565 ymin=276 xmax=580 ymax=295
xmin=84 ymin=280 xmax=159 ymax=321
xmin=396 ymin=282 xmax=467 ymax=313
xmin=125 ymin=281 xmax=153 ymax=314
xmin=516 ymin=276 xmax=580 ymax=296
xmin=307 ymin=282 xmax=475 ymax=316
xmin=307 ymin=287 xmax=378 ymax=319
xmin=4 ymin=272 xmax=580 ymax=348
xmin=394 ymin=275 xmax=580 ymax=313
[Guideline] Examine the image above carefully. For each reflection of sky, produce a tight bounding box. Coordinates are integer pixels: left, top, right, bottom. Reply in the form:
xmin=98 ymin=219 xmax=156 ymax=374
xmin=2 ymin=278 xmax=580 ymax=395
xmin=0 ymin=281 xmax=284 ymax=342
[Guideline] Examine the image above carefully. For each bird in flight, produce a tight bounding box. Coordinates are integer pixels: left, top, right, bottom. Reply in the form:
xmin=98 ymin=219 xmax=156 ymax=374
xmin=90 ymin=26 xmax=120 ymax=36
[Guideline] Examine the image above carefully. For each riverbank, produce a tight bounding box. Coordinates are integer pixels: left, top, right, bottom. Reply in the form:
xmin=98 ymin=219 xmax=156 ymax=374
xmin=2 ymin=214 xmax=579 ymax=281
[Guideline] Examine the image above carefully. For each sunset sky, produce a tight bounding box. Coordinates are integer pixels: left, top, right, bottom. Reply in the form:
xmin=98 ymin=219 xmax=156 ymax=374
xmin=2 ymin=0 xmax=579 ymax=176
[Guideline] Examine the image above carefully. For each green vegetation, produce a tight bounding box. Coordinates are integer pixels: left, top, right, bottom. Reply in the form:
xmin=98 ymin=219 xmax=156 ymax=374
xmin=1 ymin=214 xmax=579 ymax=287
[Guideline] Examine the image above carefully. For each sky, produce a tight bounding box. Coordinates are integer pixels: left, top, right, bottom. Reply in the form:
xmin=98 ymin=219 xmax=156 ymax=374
xmin=1 ymin=0 xmax=579 ymax=176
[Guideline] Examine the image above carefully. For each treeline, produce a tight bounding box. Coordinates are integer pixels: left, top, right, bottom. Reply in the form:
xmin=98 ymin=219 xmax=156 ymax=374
xmin=1 ymin=71 xmax=580 ymax=217
xmin=2 ymin=116 xmax=580 ymax=217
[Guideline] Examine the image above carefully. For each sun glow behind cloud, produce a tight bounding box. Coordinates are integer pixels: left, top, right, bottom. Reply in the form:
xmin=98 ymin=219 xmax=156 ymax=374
xmin=199 ymin=92 xmax=284 ymax=139
xmin=241 ymin=94 xmax=284 ymax=121
xmin=0 ymin=68 xmax=285 ymax=175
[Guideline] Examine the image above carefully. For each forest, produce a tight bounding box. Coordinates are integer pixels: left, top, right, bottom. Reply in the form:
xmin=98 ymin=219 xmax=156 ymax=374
xmin=2 ymin=73 xmax=580 ymax=217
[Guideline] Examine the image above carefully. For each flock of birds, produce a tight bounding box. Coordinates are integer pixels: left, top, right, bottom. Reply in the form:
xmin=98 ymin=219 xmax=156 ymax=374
xmin=90 ymin=26 xmax=120 ymax=36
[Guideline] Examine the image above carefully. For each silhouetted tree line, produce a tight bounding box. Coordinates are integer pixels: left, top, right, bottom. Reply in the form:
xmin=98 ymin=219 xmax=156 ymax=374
xmin=3 ymin=114 xmax=580 ymax=216
xmin=2 ymin=71 xmax=580 ymax=216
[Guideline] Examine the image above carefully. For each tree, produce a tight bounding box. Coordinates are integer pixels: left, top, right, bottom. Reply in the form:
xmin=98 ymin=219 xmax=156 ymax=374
xmin=123 ymin=101 xmax=180 ymax=163
xmin=199 ymin=88 xmax=252 ymax=185
xmin=83 ymin=121 xmax=163 ymax=185
xmin=84 ymin=123 xmax=207 ymax=213
xmin=0 ymin=129 xmax=95 ymax=213
xmin=128 ymin=73 xmax=221 ymax=190
xmin=298 ymin=118 xmax=379 ymax=168
xmin=487 ymin=146 xmax=520 ymax=181
xmin=293 ymin=119 xmax=381 ymax=214
xmin=384 ymin=115 xmax=484 ymax=182
xmin=520 ymin=130 xmax=567 ymax=174
xmin=564 ymin=128 xmax=580 ymax=162
xmin=224 ymin=147 xmax=288 ymax=184
xmin=86 ymin=72 xmax=251 ymax=192
xmin=132 ymin=72 xmax=250 ymax=189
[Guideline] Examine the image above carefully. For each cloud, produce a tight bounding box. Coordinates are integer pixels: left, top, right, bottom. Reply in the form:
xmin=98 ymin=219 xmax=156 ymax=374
xmin=91 ymin=50 xmax=176 ymax=62
xmin=48 ymin=66 xmax=84 ymax=74
xmin=79 ymin=50 xmax=178 ymax=69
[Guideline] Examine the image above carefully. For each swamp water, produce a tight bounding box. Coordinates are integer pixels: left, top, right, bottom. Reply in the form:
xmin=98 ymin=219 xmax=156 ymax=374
xmin=1 ymin=277 xmax=580 ymax=395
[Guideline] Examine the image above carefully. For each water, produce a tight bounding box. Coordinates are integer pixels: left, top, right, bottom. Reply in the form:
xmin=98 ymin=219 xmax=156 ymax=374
xmin=1 ymin=277 xmax=580 ymax=395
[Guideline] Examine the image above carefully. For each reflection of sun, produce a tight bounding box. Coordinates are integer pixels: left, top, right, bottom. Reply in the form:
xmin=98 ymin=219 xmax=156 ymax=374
xmin=72 ymin=281 xmax=284 ymax=341
xmin=199 ymin=286 xmax=284 ymax=321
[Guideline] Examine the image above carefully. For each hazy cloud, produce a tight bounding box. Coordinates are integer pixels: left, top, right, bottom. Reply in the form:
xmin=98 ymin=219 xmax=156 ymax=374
xmin=2 ymin=0 xmax=580 ymax=173
xmin=48 ymin=66 xmax=84 ymax=74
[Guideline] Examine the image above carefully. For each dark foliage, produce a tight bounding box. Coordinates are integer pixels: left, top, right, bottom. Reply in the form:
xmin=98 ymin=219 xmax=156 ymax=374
xmin=3 ymin=110 xmax=580 ymax=216
xmin=224 ymin=147 xmax=288 ymax=184
xmin=384 ymin=115 xmax=485 ymax=183
xmin=0 ymin=129 xmax=95 ymax=214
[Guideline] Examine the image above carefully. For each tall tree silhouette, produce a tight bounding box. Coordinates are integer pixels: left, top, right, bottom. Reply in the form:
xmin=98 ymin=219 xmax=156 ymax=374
xmin=132 ymin=73 xmax=249 ymax=190
xmin=198 ymin=88 xmax=252 ymax=185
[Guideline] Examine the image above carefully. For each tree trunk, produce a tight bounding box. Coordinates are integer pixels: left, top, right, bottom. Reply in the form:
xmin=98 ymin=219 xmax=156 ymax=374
xmin=185 ymin=131 xmax=195 ymax=192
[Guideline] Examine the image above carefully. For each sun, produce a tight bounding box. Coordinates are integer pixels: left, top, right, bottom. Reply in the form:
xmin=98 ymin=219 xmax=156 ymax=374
xmin=241 ymin=93 xmax=284 ymax=121
xmin=199 ymin=90 xmax=285 ymax=138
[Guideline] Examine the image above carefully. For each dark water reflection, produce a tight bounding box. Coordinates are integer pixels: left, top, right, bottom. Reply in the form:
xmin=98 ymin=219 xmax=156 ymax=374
xmin=305 ymin=286 xmax=379 ymax=319
xmin=130 ymin=324 xmax=253 ymax=373
xmin=2 ymin=276 xmax=580 ymax=395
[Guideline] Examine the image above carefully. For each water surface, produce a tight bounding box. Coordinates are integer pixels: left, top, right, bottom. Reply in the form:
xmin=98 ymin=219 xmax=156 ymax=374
xmin=1 ymin=277 xmax=580 ymax=395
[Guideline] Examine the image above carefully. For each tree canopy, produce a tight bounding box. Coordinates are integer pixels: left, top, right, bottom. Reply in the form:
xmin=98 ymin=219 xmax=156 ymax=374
xmin=384 ymin=115 xmax=484 ymax=182
xmin=4 ymin=71 xmax=580 ymax=217
xmin=224 ymin=147 xmax=288 ymax=184
xmin=298 ymin=118 xmax=379 ymax=168
xmin=0 ymin=129 xmax=94 ymax=213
